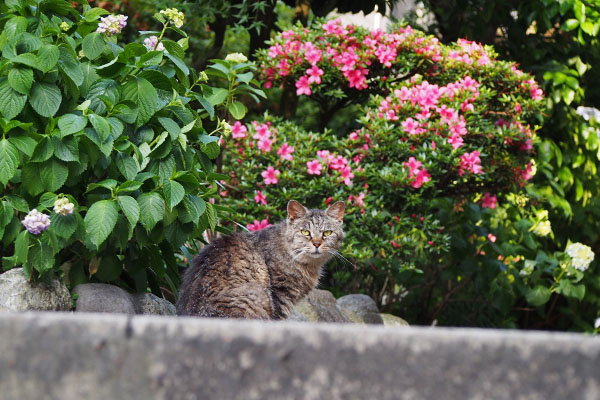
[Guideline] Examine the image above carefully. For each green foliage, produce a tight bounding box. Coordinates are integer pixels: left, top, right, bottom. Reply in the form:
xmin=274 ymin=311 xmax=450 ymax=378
xmin=0 ymin=1 xmax=261 ymax=297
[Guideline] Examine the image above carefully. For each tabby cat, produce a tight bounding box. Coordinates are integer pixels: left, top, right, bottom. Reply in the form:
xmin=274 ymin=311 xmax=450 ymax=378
xmin=176 ymin=200 xmax=345 ymax=319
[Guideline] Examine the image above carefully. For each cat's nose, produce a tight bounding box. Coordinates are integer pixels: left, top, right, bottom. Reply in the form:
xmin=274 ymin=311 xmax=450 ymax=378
xmin=312 ymin=241 xmax=322 ymax=248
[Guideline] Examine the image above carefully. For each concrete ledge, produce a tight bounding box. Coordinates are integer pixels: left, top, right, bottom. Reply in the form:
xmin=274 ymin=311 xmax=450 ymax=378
xmin=0 ymin=312 xmax=599 ymax=400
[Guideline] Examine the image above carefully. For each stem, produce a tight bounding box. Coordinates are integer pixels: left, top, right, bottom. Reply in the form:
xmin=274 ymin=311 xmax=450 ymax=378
xmin=549 ymin=268 xmax=566 ymax=292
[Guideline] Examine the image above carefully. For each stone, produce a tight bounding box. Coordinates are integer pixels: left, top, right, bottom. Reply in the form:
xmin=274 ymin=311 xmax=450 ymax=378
xmin=336 ymin=294 xmax=384 ymax=324
xmin=132 ymin=292 xmax=176 ymax=316
xmin=73 ymin=283 xmax=137 ymax=314
xmin=380 ymin=313 xmax=410 ymax=327
xmin=290 ymin=289 xmax=350 ymax=322
xmin=1 ymin=312 xmax=600 ymax=400
xmin=0 ymin=268 xmax=71 ymax=312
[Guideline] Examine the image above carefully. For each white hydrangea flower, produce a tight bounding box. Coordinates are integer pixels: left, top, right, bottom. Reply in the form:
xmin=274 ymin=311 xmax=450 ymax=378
xmin=532 ymin=220 xmax=551 ymax=237
xmin=576 ymin=106 xmax=600 ymax=122
xmin=595 ymin=317 xmax=600 ymax=330
xmin=96 ymin=14 xmax=128 ymax=36
xmin=225 ymin=53 xmax=248 ymax=63
xmin=160 ymin=8 xmax=184 ymax=28
xmin=21 ymin=209 xmax=51 ymax=235
xmin=566 ymin=242 xmax=595 ymax=271
xmin=53 ymin=197 xmax=75 ymax=216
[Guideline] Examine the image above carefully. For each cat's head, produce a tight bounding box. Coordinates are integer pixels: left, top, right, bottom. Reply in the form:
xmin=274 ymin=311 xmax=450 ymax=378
xmin=285 ymin=200 xmax=345 ymax=262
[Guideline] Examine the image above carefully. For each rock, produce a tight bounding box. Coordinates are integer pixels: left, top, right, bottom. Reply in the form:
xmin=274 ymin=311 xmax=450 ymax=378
xmin=73 ymin=283 xmax=137 ymax=314
xmin=0 ymin=268 xmax=71 ymax=312
xmin=290 ymin=289 xmax=350 ymax=323
xmin=132 ymin=292 xmax=176 ymax=316
xmin=286 ymin=309 xmax=309 ymax=322
xmin=336 ymin=294 xmax=384 ymax=324
xmin=380 ymin=313 xmax=410 ymax=327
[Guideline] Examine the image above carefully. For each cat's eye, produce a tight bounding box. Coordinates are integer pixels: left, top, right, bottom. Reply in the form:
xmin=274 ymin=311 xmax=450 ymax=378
xmin=301 ymin=229 xmax=311 ymax=236
xmin=322 ymin=230 xmax=333 ymax=237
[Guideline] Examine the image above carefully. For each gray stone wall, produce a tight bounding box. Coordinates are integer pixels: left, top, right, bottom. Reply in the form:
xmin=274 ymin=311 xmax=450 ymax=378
xmin=0 ymin=312 xmax=598 ymax=400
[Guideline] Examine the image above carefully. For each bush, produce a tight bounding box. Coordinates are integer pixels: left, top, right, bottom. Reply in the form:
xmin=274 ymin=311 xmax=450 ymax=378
xmin=219 ymin=20 xmax=597 ymax=330
xmin=0 ymin=1 xmax=260 ymax=297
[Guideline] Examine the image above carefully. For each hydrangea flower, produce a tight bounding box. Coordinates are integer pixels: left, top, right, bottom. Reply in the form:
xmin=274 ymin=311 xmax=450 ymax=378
xmin=60 ymin=21 xmax=70 ymax=32
xmin=96 ymin=14 xmax=127 ymax=36
xmin=566 ymin=242 xmax=595 ymax=271
xmin=532 ymin=220 xmax=551 ymax=237
xmin=21 ymin=209 xmax=51 ymax=235
xmin=160 ymin=8 xmax=184 ymax=28
xmin=53 ymin=197 xmax=75 ymax=216
xmin=143 ymin=35 xmax=165 ymax=51
xmin=225 ymin=53 xmax=248 ymax=63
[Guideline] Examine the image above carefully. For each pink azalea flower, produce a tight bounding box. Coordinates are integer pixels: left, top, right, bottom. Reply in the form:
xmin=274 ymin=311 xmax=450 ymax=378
xmin=488 ymin=233 xmax=497 ymax=242
xmin=231 ymin=121 xmax=247 ymax=139
xmin=307 ymin=159 xmax=323 ymax=175
xmin=329 ymin=155 xmax=349 ymax=171
xmin=411 ymin=168 xmax=431 ymax=188
xmin=254 ymin=190 xmax=267 ymax=205
xmin=306 ymin=65 xmax=324 ymax=84
xmin=458 ymin=151 xmax=483 ymax=176
xmin=277 ymin=142 xmax=294 ymax=161
xmin=401 ymin=117 xmax=425 ymax=135
xmin=481 ymin=192 xmax=497 ymax=209
xmin=349 ymin=131 xmax=360 ymax=141
xmin=317 ymin=150 xmax=332 ymax=162
xmin=252 ymin=122 xmax=272 ymax=140
xmin=340 ymin=166 xmax=354 ymax=185
xmin=261 ymin=166 xmax=280 ymax=185
xmin=247 ymin=219 xmax=272 ymax=231
xmin=257 ymin=137 xmax=273 ymax=153
xmin=296 ymin=75 xmax=311 ymax=96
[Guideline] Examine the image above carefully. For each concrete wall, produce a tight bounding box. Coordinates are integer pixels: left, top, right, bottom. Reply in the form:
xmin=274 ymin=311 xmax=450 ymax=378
xmin=0 ymin=312 xmax=599 ymax=400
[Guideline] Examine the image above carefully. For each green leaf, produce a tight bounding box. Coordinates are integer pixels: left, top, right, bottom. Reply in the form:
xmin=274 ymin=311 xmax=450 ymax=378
xmin=4 ymin=195 xmax=29 ymax=212
xmin=10 ymin=53 xmax=40 ymax=70
xmin=137 ymin=192 xmax=165 ymax=232
xmin=52 ymin=136 xmax=78 ymax=162
xmin=5 ymin=16 xmax=27 ymax=40
xmin=84 ymin=199 xmax=118 ymax=248
xmin=8 ymin=67 xmax=33 ymax=94
xmin=30 ymin=82 xmax=62 ymax=117
xmin=204 ymin=87 xmax=229 ymax=106
xmin=525 ymin=285 xmax=551 ymax=307
xmin=116 ymin=152 xmax=139 ymax=180
xmin=121 ymin=77 xmax=160 ymax=127
xmin=228 ymin=101 xmax=247 ymax=119
xmin=14 ymin=230 xmax=29 ymax=265
xmin=21 ymin=163 xmax=43 ymax=195
xmin=138 ymin=50 xmax=163 ymax=67
xmin=28 ymin=240 xmax=54 ymax=273
xmin=84 ymin=7 xmax=110 ymax=21
xmin=8 ymin=135 xmax=36 ymax=157
xmin=116 ymin=180 xmax=143 ymax=193
xmin=37 ymin=44 xmax=60 ymax=73
xmin=30 ymin=136 xmax=54 ymax=162
xmin=117 ymin=195 xmax=140 ymax=228
xmin=194 ymin=94 xmax=214 ymax=118
xmin=112 ymin=102 xmax=139 ymax=124
xmin=82 ymin=32 xmax=105 ymax=60
xmin=50 ymin=212 xmax=77 ymax=239
xmin=236 ymin=71 xmax=253 ymax=84
xmin=161 ymin=39 xmax=184 ymax=59
xmin=58 ymin=45 xmax=84 ymax=86
xmin=0 ymin=78 xmax=27 ymax=120
xmin=179 ymin=194 xmax=206 ymax=224
xmin=158 ymin=117 xmax=181 ymax=140
xmin=58 ymin=113 xmax=87 ymax=135
xmin=165 ymin=53 xmax=189 ymax=75
xmin=40 ymin=158 xmax=68 ymax=192
xmin=89 ymin=114 xmax=112 ymax=143
xmin=163 ymin=180 xmax=185 ymax=209
xmin=206 ymin=201 xmax=217 ymax=231
xmin=0 ymin=138 xmax=19 ymax=185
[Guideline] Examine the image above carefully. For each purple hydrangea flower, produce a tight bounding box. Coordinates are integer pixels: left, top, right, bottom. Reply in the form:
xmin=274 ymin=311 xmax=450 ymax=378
xmin=96 ymin=14 xmax=128 ymax=36
xmin=21 ymin=209 xmax=51 ymax=235
xmin=143 ymin=35 xmax=165 ymax=51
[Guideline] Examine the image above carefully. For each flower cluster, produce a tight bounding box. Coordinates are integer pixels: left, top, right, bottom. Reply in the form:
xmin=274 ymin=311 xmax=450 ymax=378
xmin=53 ymin=197 xmax=75 ymax=216
xmin=21 ymin=209 xmax=51 ymax=235
xmin=225 ymin=53 xmax=248 ymax=64
xmin=566 ymin=243 xmax=595 ymax=271
xmin=96 ymin=14 xmax=127 ymax=35
xmin=143 ymin=35 xmax=165 ymax=51
xmin=160 ymin=8 xmax=184 ymax=28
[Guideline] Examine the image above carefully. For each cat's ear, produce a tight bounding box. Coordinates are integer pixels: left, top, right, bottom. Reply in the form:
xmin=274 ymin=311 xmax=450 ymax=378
xmin=287 ymin=200 xmax=308 ymax=220
xmin=326 ymin=201 xmax=345 ymax=222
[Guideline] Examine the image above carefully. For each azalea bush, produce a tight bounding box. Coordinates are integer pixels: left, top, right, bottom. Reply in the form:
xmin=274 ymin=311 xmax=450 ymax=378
xmin=220 ymin=19 xmax=598 ymax=329
xmin=0 ymin=0 xmax=260 ymax=297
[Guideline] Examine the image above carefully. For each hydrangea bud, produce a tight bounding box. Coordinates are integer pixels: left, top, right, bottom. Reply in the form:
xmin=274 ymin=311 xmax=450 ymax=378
xmin=160 ymin=8 xmax=184 ymax=28
xmin=199 ymin=71 xmax=209 ymax=82
xmin=53 ymin=197 xmax=75 ymax=216
xmin=96 ymin=14 xmax=128 ymax=36
xmin=565 ymin=242 xmax=595 ymax=271
xmin=225 ymin=53 xmax=248 ymax=64
xmin=21 ymin=209 xmax=51 ymax=235
xmin=60 ymin=21 xmax=70 ymax=32
xmin=532 ymin=220 xmax=551 ymax=237
xmin=143 ymin=35 xmax=165 ymax=51
xmin=221 ymin=121 xmax=232 ymax=136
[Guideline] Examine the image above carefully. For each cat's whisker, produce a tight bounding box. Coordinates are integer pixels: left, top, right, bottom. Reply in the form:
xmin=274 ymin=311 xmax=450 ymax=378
xmin=326 ymin=250 xmax=352 ymax=266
